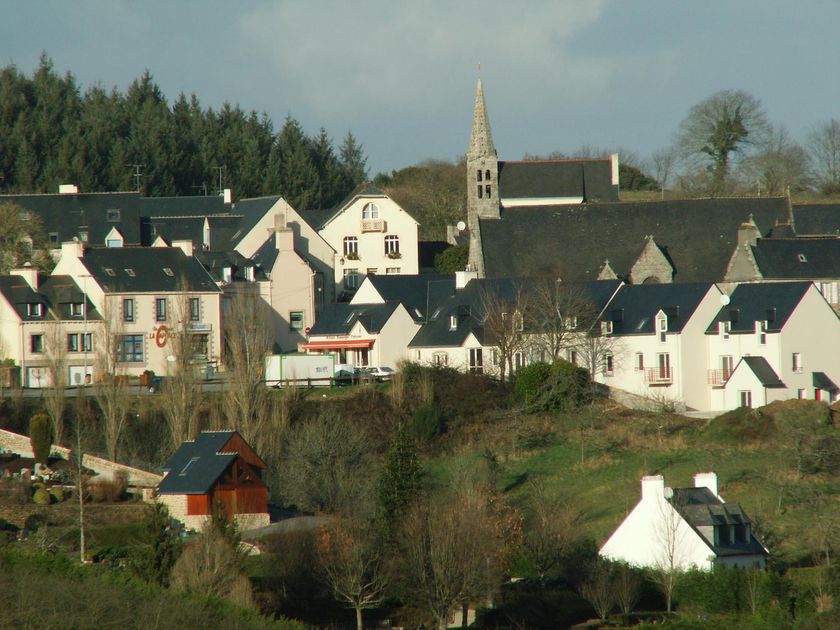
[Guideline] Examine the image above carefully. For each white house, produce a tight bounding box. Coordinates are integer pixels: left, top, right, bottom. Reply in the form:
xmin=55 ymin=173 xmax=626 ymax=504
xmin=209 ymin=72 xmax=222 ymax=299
xmin=705 ymin=281 xmax=840 ymax=409
xmin=600 ymin=472 xmax=768 ymax=571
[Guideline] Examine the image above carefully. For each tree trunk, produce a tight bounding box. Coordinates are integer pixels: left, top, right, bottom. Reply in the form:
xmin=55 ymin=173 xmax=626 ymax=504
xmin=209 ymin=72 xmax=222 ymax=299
xmin=355 ymin=606 xmax=363 ymax=630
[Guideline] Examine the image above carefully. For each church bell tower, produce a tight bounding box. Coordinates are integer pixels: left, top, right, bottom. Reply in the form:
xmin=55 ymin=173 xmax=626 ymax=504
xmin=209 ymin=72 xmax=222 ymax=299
xmin=467 ymin=79 xmax=499 ymax=276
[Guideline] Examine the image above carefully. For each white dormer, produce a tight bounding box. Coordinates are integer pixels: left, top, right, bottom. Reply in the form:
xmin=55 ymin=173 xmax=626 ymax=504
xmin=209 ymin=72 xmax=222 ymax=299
xmin=203 ymin=218 xmax=211 ymax=249
xmin=222 ymin=267 xmax=232 ymax=284
xmin=104 ymin=227 xmax=124 ymax=248
xmin=656 ymin=310 xmax=668 ymax=342
xmin=245 ymin=266 xmax=255 ymax=282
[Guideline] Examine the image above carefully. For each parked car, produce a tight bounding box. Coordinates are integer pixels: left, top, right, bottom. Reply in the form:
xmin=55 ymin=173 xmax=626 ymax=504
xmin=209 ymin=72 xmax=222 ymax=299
xmin=360 ymin=366 xmax=396 ymax=382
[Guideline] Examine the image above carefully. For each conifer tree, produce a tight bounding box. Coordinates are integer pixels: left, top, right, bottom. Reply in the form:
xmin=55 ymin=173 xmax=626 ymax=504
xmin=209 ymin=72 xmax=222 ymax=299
xmin=377 ymin=424 xmax=422 ymax=531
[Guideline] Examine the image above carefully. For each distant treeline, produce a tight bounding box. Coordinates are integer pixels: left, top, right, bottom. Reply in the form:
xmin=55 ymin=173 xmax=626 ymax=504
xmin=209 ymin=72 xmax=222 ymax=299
xmin=0 ymin=55 xmax=368 ymax=210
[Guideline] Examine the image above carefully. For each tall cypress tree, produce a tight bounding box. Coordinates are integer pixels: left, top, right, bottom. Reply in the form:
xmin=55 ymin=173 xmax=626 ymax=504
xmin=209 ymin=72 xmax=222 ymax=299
xmin=339 ymin=130 xmax=368 ymax=189
xmin=377 ymin=424 xmax=422 ymax=532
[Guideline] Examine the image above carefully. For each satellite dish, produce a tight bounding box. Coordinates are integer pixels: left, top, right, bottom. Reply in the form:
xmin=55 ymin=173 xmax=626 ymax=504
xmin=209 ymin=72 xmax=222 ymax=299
xmin=664 ymin=487 xmax=674 ymax=499
xmin=720 ymin=294 xmax=731 ymax=306
xmin=456 ymin=220 xmax=466 ymax=232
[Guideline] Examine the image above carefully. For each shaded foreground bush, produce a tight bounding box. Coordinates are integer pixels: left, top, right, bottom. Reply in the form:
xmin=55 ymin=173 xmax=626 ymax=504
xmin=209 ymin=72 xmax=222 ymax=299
xmin=0 ymin=549 xmax=303 ymax=629
xmin=514 ymin=360 xmax=592 ymax=412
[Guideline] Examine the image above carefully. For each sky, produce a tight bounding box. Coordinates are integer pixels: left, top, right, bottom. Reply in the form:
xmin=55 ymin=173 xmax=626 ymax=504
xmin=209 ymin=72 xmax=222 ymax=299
xmin=3 ymin=1 xmax=840 ymax=177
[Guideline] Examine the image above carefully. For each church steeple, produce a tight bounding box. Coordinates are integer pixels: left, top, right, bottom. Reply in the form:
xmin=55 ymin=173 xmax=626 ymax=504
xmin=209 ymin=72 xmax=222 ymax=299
xmin=468 ymin=79 xmax=496 ymax=159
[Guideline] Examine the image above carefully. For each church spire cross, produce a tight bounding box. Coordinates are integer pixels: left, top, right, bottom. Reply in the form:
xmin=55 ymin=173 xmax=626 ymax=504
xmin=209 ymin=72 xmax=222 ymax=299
xmin=468 ymin=79 xmax=496 ymax=159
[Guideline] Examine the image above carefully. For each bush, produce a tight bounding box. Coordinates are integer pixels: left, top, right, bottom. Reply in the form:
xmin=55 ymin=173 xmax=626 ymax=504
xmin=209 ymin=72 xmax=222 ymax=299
xmin=29 ymin=413 xmax=52 ymax=465
xmin=412 ymin=405 xmax=442 ymax=442
xmin=86 ymin=472 xmax=127 ymax=502
xmin=23 ymin=513 xmax=47 ymax=534
xmin=49 ymin=487 xmax=65 ymax=503
xmin=32 ymin=488 xmax=51 ymax=506
xmin=516 ymin=360 xmax=591 ymax=412
xmin=514 ymin=362 xmax=553 ymax=405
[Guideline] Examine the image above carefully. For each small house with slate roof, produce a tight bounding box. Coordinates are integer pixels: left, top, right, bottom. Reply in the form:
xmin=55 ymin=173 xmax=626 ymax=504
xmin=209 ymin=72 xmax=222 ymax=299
xmin=157 ymin=430 xmax=269 ymax=532
xmin=600 ymin=472 xmax=768 ymax=571
xmin=705 ymin=281 xmax=840 ymax=408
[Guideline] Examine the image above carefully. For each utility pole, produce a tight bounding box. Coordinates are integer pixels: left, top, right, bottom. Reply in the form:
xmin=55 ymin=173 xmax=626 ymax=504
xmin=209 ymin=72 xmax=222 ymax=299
xmin=213 ymin=165 xmax=224 ymax=196
xmin=130 ymin=164 xmax=145 ymax=192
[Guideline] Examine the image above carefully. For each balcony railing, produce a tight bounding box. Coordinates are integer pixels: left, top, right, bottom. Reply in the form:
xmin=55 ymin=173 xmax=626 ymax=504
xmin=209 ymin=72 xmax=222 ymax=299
xmin=361 ymin=219 xmax=385 ymax=232
xmin=707 ymin=369 xmax=732 ymax=386
xmin=645 ymin=366 xmax=673 ymax=385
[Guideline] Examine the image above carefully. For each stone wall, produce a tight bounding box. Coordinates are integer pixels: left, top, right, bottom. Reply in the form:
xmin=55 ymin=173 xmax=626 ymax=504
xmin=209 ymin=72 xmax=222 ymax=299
xmin=0 ymin=500 xmax=147 ymax=528
xmin=0 ymin=429 xmax=162 ymax=487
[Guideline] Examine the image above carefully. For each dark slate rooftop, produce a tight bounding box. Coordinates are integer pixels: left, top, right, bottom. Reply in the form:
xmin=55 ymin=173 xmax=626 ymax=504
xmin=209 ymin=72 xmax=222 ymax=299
xmin=0 ymin=276 xmax=54 ymax=321
xmin=739 ymin=356 xmax=786 ymax=388
xmin=81 ymin=247 xmax=221 ymax=294
xmin=751 ymin=238 xmax=840 ymax=279
xmin=670 ymin=486 xmax=767 ymax=557
xmin=705 ymin=282 xmax=813 ymax=334
xmin=498 ymin=159 xmax=618 ymax=203
xmin=195 ymin=250 xmax=265 ymax=283
xmin=480 ymin=197 xmax=792 ymax=282
xmin=227 ymin=196 xmax=282 ymax=247
xmin=792 ymin=203 xmax=840 ymax=235
xmin=308 ymin=302 xmax=399 ymax=336
xmin=158 ymin=431 xmax=237 ymax=495
xmin=605 ymin=283 xmax=715 ymax=335
xmin=361 ymin=274 xmax=455 ymax=321
xmin=38 ymin=275 xmax=102 ymax=321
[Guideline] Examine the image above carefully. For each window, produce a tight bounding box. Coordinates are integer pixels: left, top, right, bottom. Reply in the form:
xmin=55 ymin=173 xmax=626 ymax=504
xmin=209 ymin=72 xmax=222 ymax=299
xmin=758 ymin=320 xmax=767 ymax=345
xmin=384 ymin=235 xmax=400 ymax=256
xmin=636 ymin=352 xmax=644 ymax=371
xmin=798 ymin=253 xmax=807 ymax=263
xmin=433 ymin=352 xmax=448 ymax=366
xmin=117 ymin=334 xmax=144 ymax=362
xmin=106 ymin=209 xmax=121 ymax=222
xmin=244 ymin=266 xmax=255 ymax=281
xmin=30 ymin=334 xmax=44 ymax=353
xmin=601 ymin=320 xmax=613 ymax=335
xmin=343 ymin=269 xmax=360 ymax=290
xmin=386 ymin=267 xmax=400 ymax=274
xmin=477 ymin=169 xmax=483 ymax=182
xmin=106 ymin=238 xmax=122 ymax=248
xmin=222 ymin=267 xmax=232 ymax=283
xmin=477 ymin=185 xmax=483 ymax=199
xmin=739 ymin=390 xmax=753 ymax=408
xmin=468 ymin=348 xmax=483 ymax=374
xmin=449 ymin=315 xmax=458 ymax=331
xmin=124 ymin=268 xmax=135 ymax=277
xmin=26 ymin=303 xmax=44 ymax=318
xmin=70 ymin=302 xmax=84 ymax=318
xmin=658 ymin=315 xmax=667 ymax=342
xmin=721 ymin=355 xmax=734 ymax=379
xmin=798 ymin=389 xmax=805 ymax=400
xmin=67 ymin=333 xmax=79 ymax=352
xmin=792 ymin=352 xmax=802 ymax=373
xmin=162 ymin=267 xmax=174 ymax=277
xmin=104 ymin=267 xmax=115 ymax=277
xmin=815 ymin=388 xmax=823 ymax=401
xmin=485 ymin=170 xmax=491 ymax=181
xmin=721 ymin=321 xmax=730 ymax=339
xmin=189 ymin=298 xmax=200 ymax=321
xmin=81 ymin=333 xmax=93 ymax=352
xmin=603 ymin=353 xmax=614 ymax=376
xmin=290 ymin=311 xmax=304 ymax=331
xmin=343 ymin=236 xmax=358 ymax=257
xmin=367 ymin=268 xmax=378 ymax=276
xmin=657 ymin=353 xmax=671 ymax=381
xmin=48 ymin=232 xmax=59 ymax=245
xmin=123 ymin=298 xmax=134 ymax=322
xmin=485 ymin=184 xmax=491 ymax=197
xmin=79 ymin=230 xmax=88 ymax=243
xmin=514 ymin=351 xmax=526 ymax=371
xmin=190 ymin=334 xmax=208 ymax=358
xmin=568 ymin=350 xmax=578 ymax=365
xmin=156 ymin=298 xmax=167 ymax=322
xmin=362 ymin=203 xmax=379 ymax=220
xmin=179 ymin=457 xmax=199 ymax=476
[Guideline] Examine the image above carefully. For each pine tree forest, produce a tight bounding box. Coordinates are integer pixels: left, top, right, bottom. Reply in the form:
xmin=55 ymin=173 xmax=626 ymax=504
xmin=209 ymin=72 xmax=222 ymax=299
xmin=0 ymin=55 xmax=368 ymax=210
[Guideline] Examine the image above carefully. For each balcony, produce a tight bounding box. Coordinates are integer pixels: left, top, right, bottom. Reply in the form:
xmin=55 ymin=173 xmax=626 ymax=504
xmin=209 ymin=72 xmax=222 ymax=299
xmin=645 ymin=366 xmax=673 ymax=386
xmin=361 ymin=219 xmax=385 ymax=233
xmin=707 ymin=369 xmax=732 ymax=387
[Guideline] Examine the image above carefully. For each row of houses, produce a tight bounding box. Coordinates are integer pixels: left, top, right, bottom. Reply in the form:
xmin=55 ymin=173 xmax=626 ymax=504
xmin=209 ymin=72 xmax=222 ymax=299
xmin=305 ymin=271 xmax=840 ymax=412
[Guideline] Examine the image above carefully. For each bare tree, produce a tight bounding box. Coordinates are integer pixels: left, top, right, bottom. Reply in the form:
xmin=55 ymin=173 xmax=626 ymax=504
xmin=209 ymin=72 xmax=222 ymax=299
xmin=527 ymin=279 xmax=597 ymax=361
xmin=521 ymin=482 xmax=580 ymax=584
xmin=479 ymin=281 xmax=529 ymax=382
xmin=676 ymin=90 xmax=770 ymax=194
xmin=740 ymin=124 xmax=811 ymax=195
xmin=70 ymin=389 xmax=94 ymax=563
xmin=42 ymin=322 xmax=68 ymax=445
xmin=394 ymin=485 xmax=511 ymax=630
xmin=579 ymin=561 xmax=615 ymax=620
xmin=317 ymin=515 xmax=388 ymax=630
xmin=222 ymin=290 xmax=272 ymax=451
xmin=613 ymin=562 xmax=641 ymax=617
xmin=808 ymin=119 xmax=840 ymax=193
xmin=652 ymin=491 xmax=688 ymax=613
xmin=652 ymin=147 xmax=678 ymax=198
xmin=158 ymin=285 xmax=204 ymax=450
xmin=93 ymin=300 xmax=131 ymax=462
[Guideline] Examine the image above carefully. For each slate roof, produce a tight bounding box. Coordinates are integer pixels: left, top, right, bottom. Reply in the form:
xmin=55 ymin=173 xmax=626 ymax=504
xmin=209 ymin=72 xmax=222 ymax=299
xmin=38 ymin=275 xmax=102 ymax=321
xmin=792 ymin=203 xmax=840 ymax=235
xmin=227 ymin=196 xmax=282 ymax=247
xmin=813 ymin=372 xmax=839 ymax=392
xmin=360 ymin=274 xmax=455 ymax=321
xmin=308 ymin=302 xmax=400 ymax=336
xmin=705 ymin=282 xmax=812 ymax=334
xmin=158 ymin=431 xmax=238 ymax=495
xmin=605 ymin=283 xmax=714 ymax=335
xmin=669 ymin=487 xmax=767 ymax=558
xmin=479 ymin=197 xmax=792 ymax=282
xmin=0 ymin=276 xmax=54 ymax=321
xmin=81 ymin=247 xmax=221 ymax=294
xmin=739 ymin=356 xmax=786 ymax=388
xmin=195 ymin=250 xmax=265 ymax=283
xmin=751 ymin=238 xmax=840 ymax=278
xmin=498 ymin=159 xmax=618 ymax=203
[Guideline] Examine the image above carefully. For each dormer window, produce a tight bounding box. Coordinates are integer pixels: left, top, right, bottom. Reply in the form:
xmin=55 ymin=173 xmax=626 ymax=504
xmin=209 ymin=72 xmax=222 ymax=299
xmin=601 ymin=320 xmax=613 ymax=335
xmin=106 ymin=209 xmax=121 ymax=222
xmin=362 ymin=203 xmax=379 ymax=220
xmin=657 ymin=315 xmax=668 ymax=342
xmin=245 ymin=266 xmax=255 ymax=281
xmin=222 ymin=267 xmax=232 ymax=283
xmin=449 ymin=315 xmax=457 ymax=331
xmin=70 ymin=303 xmax=84 ymax=318
xmin=758 ymin=320 xmax=767 ymax=345
xmin=27 ymin=303 xmax=44 ymax=318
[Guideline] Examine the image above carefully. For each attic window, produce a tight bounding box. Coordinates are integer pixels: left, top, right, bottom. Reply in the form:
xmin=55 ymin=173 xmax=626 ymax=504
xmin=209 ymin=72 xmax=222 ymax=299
xmin=431 ymin=307 xmax=442 ymax=320
xmin=26 ymin=303 xmax=44 ymax=317
xmin=48 ymin=232 xmax=59 ymax=245
xmin=344 ymin=311 xmax=357 ymax=325
xmin=798 ymin=253 xmax=807 ymax=263
xmin=104 ymin=267 xmax=116 ymax=277
xmin=124 ymin=268 xmax=136 ymax=277
xmin=163 ymin=267 xmax=174 ymax=277
xmin=106 ymin=209 xmax=121 ymax=222
xmin=179 ymin=457 xmax=200 ymax=476
xmin=449 ymin=315 xmax=458 ymax=331
xmin=70 ymin=303 xmax=84 ymax=317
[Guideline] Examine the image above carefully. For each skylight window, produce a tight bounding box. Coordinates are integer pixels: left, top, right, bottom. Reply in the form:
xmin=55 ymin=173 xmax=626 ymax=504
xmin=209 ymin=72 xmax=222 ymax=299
xmin=163 ymin=267 xmax=174 ymax=277
xmin=124 ymin=268 xmax=136 ymax=277
xmin=179 ymin=457 xmax=200 ymax=476
xmin=104 ymin=267 xmax=116 ymax=277
xmin=798 ymin=253 xmax=807 ymax=263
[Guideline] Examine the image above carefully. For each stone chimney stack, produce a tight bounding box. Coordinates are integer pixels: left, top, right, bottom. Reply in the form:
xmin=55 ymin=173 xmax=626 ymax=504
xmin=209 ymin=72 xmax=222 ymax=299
xmin=61 ymin=240 xmax=84 ymax=261
xmin=172 ymin=239 xmax=194 ymax=257
xmin=12 ymin=263 xmax=38 ymax=290
xmin=455 ymin=269 xmax=478 ymax=290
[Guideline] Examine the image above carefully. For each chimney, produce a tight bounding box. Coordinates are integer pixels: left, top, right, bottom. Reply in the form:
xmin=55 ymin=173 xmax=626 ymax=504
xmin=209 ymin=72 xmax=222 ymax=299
xmin=610 ymin=152 xmax=620 ymax=187
xmin=641 ymin=475 xmax=665 ymax=500
xmin=455 ymin=269 xmax=478 ymax=290
xmin=61 ymin=240 xmax=84 ymax=261
xmin=172 ymin=239 xmax=194 ymax=257
xmin=694 ymin=472 xmax=719 ymax=498
xmin=58 ymin=184 xmax=79 ymax=194
xmin=12 ymin=263 xmax=38 ymax=290
xmin=275 ymin=227 xmax=294 ymax=253
xmin=223 ymin=188 xmax=232 ymax=204
xmin=737 ymin=215 xmax=761 ymax=248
